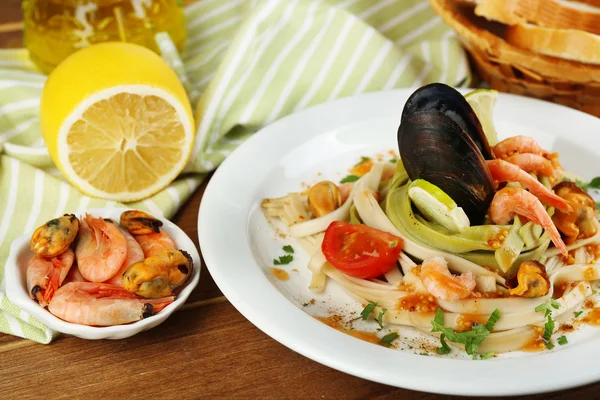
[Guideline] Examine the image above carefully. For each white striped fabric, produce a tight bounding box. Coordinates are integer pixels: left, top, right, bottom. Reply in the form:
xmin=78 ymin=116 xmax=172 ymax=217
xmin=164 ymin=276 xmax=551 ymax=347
xmin=0 ymin=0 xmax=470 ymax=342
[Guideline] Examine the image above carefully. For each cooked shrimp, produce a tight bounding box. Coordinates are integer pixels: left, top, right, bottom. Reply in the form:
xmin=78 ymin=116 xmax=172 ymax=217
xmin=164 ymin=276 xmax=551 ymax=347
xmin=105 ymin=227 xmax=145 ymax=287
xmin=489 ymin=187 xmax=568 ymax=256
xmin=545 ymin=151 xmax=564 ymax=174
xmin=26 ymin=248 xmax=75 ymax=306
xmin=504 ymin=153 xmax=560 ymax=182
xmin=48 ymin=282 xmax=174 ymax=326
xmin=64 ymin=265 xmax=86 ymax=284
xmin=419 ymin=257 xmax=476 ymax=301
xmin=486 ymin=159 xmax=569 ymax=211
xmin=492 ymin=136 xmax=546 ymax=159
xmin=76 ymin=215 xmax=127 ymax=282
xmin=135 ymin=230 xmax=176 ymax=258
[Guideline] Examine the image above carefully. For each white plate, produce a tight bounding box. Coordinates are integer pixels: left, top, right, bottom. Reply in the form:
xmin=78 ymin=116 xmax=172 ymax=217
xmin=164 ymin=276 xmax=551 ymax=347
xmin=5 ymin=208 xmax=201 ymax=340
xmin=198 ymin=88 xmax=600 ymax=396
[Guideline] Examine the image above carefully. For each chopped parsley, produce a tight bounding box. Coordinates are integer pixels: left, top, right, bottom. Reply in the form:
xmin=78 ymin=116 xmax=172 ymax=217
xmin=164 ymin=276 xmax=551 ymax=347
xmin=361 ymin=301 xmax=377 ymax=320
xmin=535 ymin=302 xmax=557 ymax=349
xmin=543 ymin=314 xmax=555 ymax=342
xmin=589 ymin=177 xmax=600 ymax=189
xmin=437 ymin=334 xmax=451 ymax=355
xmin=302 ymin=302 xmax=310 ymax=307
xmin=340 ymin=175 xmax=360 ymax=184
xmin=377 ymin=308 xmax=387 ymax=329
xmin=273 ymin=255 xmax=293 ymax=265
xmin=535 ymin=304 xmax=551 ymax=317
xmin=574 ymin=311 xmax=584 ymax=318
xmin=282 ymin=245 xmax=294 ymax=254
xmin=389 ymin=158 xmax=398 ymax=164
xmin=557 ymin=335 xmax=568 ymax=345
xmin=431 ymin=308 xmax=500 ymax=358
xmin=380 ymin=332 xmax=398 ymax=346
xmin=536 ymin=307 xmax=556 ymax=350
xmin=354 ymin=156 xmax=371 ymax=166
xmin=535 ymin=300 xmax=560 ymax=318
xmin=478 ymin=352 xmax=495 ymax=360
xmin=563 ymin=176 xmax=600 ymax=192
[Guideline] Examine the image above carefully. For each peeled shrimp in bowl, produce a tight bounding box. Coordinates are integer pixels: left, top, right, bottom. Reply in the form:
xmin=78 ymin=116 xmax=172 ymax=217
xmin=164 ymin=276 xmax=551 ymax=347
xmin=4 ymin=208 xmax=201 ymax=340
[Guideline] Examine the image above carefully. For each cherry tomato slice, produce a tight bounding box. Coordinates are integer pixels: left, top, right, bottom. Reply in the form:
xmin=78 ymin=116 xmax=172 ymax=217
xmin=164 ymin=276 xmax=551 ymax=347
xmin=322 ymin=221 xmax=403 ymax=279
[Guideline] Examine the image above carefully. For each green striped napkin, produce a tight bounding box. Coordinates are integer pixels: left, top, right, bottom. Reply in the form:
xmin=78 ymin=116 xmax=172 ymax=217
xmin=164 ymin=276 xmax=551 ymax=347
xmin=0 ymin=0 xmax=471 ymax=343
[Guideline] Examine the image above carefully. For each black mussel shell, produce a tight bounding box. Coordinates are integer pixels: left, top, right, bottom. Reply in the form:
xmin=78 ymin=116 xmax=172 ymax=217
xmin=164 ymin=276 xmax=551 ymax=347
xmin=401 ymin=83 xmax=494 ymax=160
xmin=398 ymin=109 xmax=495 ymax=224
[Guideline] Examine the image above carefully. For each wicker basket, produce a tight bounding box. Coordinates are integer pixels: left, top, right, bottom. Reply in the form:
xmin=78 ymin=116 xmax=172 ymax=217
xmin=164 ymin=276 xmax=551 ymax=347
xmin=430 ymin=0 xmax=600 ymax=118
xmin=467 ymin=46 xmax=600 ymax=117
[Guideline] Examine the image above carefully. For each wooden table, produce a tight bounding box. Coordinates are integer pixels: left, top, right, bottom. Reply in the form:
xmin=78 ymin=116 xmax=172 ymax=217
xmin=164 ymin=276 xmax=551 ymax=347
xmin=1 ymin=2 xmax=598 ymax=398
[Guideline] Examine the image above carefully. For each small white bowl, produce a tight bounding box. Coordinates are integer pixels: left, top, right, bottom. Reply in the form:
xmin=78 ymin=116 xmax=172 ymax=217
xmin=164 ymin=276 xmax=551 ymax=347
xmin=4 ymin=208 xmax=201 ymax=340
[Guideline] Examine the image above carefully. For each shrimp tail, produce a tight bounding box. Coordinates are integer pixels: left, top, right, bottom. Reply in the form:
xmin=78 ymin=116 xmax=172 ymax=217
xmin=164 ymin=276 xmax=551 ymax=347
xmin=41 ymin=266 xmax=62 ymax=305
xmin=143 ymin=297 xmax=175 ymax=315
xmin=531 ymin=205 xmax=568 ymax=257
xmin=541 ymin=191 xmax=571 ymax=213
xmin=92 ymin=284 xmax=139 ymax=298
xmin=31 ymin=285 xmax=42 ymax=302
xmin=490 ymin=188 xmax=568 ymax=257
xmin=486 ymin=160 xmax=570 ymax=212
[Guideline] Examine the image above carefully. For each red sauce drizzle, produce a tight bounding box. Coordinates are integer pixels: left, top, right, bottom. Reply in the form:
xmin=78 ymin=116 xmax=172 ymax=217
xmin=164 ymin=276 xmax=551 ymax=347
xmin=396 ymin=294 xmax=437 ymax=313
xmin=315 ymin=316 xmax=380 ymax=344
xmin=582 ymin=309 xmax=600 ymax=326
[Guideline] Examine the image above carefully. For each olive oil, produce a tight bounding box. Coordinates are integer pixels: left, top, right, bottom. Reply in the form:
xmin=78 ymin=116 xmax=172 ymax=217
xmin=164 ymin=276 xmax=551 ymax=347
xmin=23 ymin=0 xmax=186 ymax=74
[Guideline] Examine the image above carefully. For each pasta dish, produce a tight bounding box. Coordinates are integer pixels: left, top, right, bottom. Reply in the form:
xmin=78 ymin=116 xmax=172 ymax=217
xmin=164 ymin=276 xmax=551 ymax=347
xmin=261 ymin=83 xmax=600 ymax=358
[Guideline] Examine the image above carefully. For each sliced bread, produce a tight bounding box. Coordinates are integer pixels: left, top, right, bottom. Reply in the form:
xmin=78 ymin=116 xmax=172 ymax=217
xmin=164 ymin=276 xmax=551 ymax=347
xmin=473 ymin=0 xmax=600 ymax=35
xmin=428 ymin=0 xmax=600 ymax=82
xmin=505 ymin=23 xmax=600 ymax=65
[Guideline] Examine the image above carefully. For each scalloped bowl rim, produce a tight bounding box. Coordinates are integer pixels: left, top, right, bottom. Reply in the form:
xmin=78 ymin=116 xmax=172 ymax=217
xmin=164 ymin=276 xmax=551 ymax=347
xmin=4 ymin=207 xmax=201 ymax=340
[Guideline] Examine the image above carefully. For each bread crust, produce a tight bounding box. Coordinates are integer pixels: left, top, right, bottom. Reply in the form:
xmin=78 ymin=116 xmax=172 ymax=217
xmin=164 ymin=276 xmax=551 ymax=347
xmin=577 ymin=0 xmax=600 ymax=7
xmin=429 ymin=0 xmax=600 ymax=82
xmin=475 ymin=0 xmax=600 ymax=35
xmin=505 ymin=24 xmax=600 ymax=65
xmin=467 ymin=46 xmax=600 ymax=117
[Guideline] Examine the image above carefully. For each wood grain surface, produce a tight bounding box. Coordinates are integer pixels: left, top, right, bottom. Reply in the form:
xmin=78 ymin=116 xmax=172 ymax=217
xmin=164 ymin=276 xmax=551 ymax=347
xmin=1 ymin=1 xmax=599 ymax=399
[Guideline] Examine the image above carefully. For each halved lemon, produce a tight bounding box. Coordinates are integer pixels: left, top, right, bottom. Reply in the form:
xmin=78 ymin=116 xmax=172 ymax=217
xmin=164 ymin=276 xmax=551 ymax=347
xmin=40 ymin=42 xmax=195 ymax=202
xmin=465 ymin=88 xmax=498 ymax=146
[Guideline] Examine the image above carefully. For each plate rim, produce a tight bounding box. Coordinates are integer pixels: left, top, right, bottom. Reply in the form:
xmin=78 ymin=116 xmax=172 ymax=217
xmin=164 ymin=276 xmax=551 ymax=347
xmin=198 ymin=88 xmax=600 ymax=396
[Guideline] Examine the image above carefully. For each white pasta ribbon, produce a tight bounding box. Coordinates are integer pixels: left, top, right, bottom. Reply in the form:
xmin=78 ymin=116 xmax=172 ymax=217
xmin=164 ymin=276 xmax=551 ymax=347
xmin=260 ymin=157 xmax=600 ymax=355
xmin=384 ymin=266 xmax=404 ymax=285
xmin=288 ymin=163 xmax=384 ymax=237
xmin=475 ymin=275 xmax=496 ymax=293
xmin=308 ymin=248 xmax=327 ymax=293
xmin=352 ymin=178 xmax=505 ymax=285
